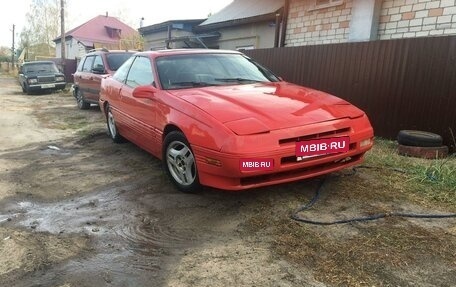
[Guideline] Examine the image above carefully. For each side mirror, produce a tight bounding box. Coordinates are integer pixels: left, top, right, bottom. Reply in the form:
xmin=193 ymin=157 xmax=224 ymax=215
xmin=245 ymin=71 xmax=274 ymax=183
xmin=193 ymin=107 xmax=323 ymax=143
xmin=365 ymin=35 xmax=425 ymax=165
xmin=92 ymin=66 xmax=105 ymax=74
xmin=133 ymin=85 xmax=158 ymax=99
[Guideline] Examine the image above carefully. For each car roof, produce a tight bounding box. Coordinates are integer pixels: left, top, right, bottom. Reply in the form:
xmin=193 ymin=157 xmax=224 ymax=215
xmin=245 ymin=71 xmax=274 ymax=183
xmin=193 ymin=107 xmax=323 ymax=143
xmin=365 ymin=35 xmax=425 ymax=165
xmin=85 ymin=49 xmax=137 ymax=55
xmin=22 ymin=61 xmax=56 ymax=65
xmin=135 ymin=49 xmax=242 ymax=58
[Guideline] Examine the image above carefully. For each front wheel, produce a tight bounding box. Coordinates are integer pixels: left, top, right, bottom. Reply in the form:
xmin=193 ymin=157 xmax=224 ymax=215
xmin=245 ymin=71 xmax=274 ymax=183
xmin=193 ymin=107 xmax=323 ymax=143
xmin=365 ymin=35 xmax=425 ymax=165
xmin=163 ymin=131 xmax=200 ymax=192
xmin=106 ymin=104 xmax=124 ymax=143
xmin=76 ymin=89 xmax=90 ymax=110
xmin=24 ymin=84 xmax=31 ymax=95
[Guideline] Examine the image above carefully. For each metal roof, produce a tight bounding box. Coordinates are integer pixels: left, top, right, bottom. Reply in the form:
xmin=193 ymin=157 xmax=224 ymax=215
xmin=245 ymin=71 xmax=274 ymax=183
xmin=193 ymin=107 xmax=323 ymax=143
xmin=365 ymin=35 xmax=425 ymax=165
xmin=53 ymin=15 xmax=137 ymax=45
xmin=200 ymin=0 xmax=284 ymax=26
xmin=138 ymin=19 xmax=206 ymax=35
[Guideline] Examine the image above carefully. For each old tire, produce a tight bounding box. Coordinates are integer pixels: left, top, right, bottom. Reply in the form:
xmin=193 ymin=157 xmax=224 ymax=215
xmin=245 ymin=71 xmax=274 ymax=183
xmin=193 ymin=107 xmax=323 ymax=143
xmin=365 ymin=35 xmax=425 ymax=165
xmin=76 ymin=89 xmax=90 ymax=110
xmin=397 ymin=130 xmax=442 ymax=147
xmin=163 ymin=131 xmax=200 ymax=193
xmin=398 ymin=144 xmax=448 ymax=159
xmin=106 ymin=104 xmax=124 ymax=143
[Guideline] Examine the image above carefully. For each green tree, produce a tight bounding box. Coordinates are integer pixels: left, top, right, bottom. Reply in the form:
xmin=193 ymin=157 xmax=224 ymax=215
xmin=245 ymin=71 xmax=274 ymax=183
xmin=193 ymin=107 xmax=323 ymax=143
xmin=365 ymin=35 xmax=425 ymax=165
xmin=0 ymin=46 xmax=11 ymax=62
xmin=20 ymin=0 xmax=65 ymax=57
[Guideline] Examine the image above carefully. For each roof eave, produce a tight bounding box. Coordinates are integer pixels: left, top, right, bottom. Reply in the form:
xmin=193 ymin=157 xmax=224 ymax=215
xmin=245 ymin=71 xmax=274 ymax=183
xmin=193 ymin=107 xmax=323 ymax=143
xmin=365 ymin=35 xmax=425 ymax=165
xmin=139 ymin=19 xmax=206 ymax=35
xmin=195 ymin=12 xmax=279 ymax=32
xmin=52 ymin=35 xmax=74 ymax=43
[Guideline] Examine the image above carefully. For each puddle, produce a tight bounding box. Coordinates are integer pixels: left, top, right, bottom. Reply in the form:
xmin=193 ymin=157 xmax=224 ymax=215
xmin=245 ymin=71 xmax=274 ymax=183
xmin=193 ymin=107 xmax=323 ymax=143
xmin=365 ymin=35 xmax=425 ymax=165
xmin=3 ymin=184 xmax=201 ymax=248
xmin=0 ymin=183 xmax=208 ymax=286
xmin=0 ymin=215 xmax=11 ymax=224
xmin=39 ymin=145 xmax=73 ymax=157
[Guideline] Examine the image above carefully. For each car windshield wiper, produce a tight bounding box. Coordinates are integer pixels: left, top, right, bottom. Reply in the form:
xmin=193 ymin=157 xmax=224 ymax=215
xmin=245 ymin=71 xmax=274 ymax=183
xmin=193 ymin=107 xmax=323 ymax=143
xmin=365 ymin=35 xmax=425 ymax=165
xmin=215 ymin=78 xmax=263 ymax=83
xmin=171 ymin=81 xmax=213 ymax=88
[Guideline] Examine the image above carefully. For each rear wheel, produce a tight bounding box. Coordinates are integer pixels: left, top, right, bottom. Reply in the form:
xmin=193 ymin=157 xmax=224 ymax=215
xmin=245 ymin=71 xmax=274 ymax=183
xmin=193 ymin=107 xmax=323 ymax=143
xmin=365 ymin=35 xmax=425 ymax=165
xmin=163 ymin=131 xmax=200 ymax=192
xmin=106 ymin=104 xmax=124 ymax=143
xmin=76 ymin=89 xmax=90 ymax=110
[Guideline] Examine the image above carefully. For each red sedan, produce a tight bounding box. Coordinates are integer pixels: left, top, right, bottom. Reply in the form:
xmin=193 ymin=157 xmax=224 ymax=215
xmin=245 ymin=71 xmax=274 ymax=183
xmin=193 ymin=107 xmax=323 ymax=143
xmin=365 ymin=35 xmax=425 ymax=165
xmin=99 ymin=49 xmax=374 ymax=192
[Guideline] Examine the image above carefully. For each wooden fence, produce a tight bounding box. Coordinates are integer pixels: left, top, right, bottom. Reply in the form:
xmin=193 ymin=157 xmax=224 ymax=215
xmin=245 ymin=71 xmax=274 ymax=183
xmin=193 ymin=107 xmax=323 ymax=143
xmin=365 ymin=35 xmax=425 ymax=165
xmin=244 ymin=36 xmax=456 ymax=149
xmin=50 ymin=58 xmax=77 ymax=83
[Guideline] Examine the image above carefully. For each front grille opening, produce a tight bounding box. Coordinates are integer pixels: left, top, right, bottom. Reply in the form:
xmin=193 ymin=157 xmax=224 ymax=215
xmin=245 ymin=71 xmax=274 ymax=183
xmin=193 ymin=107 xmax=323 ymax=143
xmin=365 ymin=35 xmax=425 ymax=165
xmin=240 ymin=153 xmax=362 ymax=186
xmin=279 ymin=127 xmax=351 ymax=145
xmin=38 ymin=76 xmax=56 ymax=83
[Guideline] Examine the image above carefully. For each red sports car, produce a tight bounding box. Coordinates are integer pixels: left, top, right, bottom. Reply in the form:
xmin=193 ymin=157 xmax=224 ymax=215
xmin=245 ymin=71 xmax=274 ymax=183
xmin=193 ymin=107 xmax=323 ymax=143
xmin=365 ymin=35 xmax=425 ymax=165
xmin=99 ymin=49 xmax=374 ymax=192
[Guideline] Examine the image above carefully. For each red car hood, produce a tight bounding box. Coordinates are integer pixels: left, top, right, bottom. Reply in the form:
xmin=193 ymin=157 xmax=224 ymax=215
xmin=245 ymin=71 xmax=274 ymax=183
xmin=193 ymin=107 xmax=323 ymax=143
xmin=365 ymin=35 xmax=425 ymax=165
xmin=174 ymin=82 xmax=365 ymax=135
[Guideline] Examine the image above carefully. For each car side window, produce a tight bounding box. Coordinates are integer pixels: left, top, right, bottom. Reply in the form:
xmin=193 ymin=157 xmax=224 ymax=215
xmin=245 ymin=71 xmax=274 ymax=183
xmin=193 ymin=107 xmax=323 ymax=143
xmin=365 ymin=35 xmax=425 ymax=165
xmin=82 ymin=56 xmax=94 ymax=72
xmin=76 ymin=57 xmax=85 ymax=72
xmin=125 ymin=56 xmax=154 ymax=88
xmin=113 ymin=56 xmax=135 ymax=83
xmin=92 ymin=55 xmax=104 ymax=71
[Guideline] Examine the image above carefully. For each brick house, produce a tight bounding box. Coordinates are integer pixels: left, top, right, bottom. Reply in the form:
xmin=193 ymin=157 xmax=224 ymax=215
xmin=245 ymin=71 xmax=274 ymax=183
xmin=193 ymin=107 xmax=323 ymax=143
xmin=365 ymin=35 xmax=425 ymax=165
xmin=285 ymin=0 xmax=456 ymax=46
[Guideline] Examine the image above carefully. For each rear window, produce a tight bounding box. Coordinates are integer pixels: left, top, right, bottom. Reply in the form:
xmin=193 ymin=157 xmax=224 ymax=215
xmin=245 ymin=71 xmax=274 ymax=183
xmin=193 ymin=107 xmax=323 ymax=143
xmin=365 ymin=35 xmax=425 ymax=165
xmin=106 ymin=53 xmax=134 ymax=71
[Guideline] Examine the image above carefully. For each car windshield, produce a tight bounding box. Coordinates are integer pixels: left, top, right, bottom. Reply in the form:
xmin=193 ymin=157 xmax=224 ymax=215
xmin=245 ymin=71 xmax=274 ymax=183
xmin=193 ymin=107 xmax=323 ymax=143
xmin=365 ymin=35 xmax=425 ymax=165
xmin=156 ymin=53 xmax=279 ymax=90
xmin=23 ymin=63 xmax=59 ymax=73
xmin=106 ymin=53 xmax=134 ymax=71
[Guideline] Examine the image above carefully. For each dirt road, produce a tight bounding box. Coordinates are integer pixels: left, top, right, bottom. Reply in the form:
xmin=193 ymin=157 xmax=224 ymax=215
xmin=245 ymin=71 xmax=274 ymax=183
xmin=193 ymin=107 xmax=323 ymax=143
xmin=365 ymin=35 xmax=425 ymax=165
xmin=0 ymin=74 xmax=324 ymax=286
xmin=0 ymin=73 xmax=455 ymax=287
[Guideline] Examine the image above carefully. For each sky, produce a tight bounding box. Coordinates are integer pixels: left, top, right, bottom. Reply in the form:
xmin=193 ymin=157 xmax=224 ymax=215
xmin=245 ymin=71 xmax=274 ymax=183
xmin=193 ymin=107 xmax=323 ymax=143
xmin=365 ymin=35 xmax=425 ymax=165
xmin=0 ymin=0 xmax=233 ymax=48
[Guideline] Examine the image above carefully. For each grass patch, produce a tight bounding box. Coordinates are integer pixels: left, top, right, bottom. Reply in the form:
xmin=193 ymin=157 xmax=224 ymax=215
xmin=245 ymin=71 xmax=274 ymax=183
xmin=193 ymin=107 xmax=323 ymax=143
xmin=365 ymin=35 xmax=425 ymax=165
xmin=273 ymin=219 xmax=456 ymax=286
xmin=365 ymin=138 xmax=456 ymax=207
xmin=245 ymin=138 xmax=456 ymax=286
xmin=31 ymin=93 xmax=105 ymax=138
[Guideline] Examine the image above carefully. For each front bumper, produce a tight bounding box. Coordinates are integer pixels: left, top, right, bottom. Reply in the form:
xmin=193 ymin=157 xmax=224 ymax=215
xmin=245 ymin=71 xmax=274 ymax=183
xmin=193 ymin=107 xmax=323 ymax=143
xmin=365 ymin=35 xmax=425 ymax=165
xmin=27 ymin=82 xmax=66 ymax=91
xmin=193 ymin=117 xmax=374 ymax=190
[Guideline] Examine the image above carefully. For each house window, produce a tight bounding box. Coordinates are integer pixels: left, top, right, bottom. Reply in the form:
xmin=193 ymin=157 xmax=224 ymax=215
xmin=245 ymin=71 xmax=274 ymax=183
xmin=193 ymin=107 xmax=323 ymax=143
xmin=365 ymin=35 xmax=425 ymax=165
xmin=236 ymin=45 xmax=255 ymax=51
xmin=313 ymin=0 xmax=344 ymax=9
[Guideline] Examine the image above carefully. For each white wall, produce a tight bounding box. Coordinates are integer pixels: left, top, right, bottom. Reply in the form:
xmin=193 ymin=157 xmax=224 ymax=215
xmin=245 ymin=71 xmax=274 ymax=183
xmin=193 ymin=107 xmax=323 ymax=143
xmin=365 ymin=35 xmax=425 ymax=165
xmin=55 ymin=38 xmax=86 ymax=59
xmin=204 ymin=21 xmax=277 ymax=50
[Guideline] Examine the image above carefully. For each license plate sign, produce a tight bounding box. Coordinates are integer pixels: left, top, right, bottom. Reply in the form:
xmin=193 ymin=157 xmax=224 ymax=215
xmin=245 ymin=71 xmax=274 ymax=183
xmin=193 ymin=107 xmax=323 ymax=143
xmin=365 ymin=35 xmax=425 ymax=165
xmin=41 ymin=84 xmax=55 ymax=88
xmin=295 ymin=136 xmax=350 ymax=158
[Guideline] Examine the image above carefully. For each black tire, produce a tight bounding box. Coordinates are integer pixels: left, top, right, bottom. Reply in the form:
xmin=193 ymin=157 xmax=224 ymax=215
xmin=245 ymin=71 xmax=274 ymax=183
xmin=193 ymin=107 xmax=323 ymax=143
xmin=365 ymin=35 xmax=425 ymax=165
xmin=21 ymin=84 xmax=26 ymax=93
xmin=163 ymin=131 xmax=200 ymax=193
xmin=25 ymin=84 xmax=31 ymax=95
xmin=76 ymin=89 xmax=90 ymax=110
xmin=397 ymin=130 xmax=443 ymax=147
xmin=106 ymin=104 xmax=124 ymax=143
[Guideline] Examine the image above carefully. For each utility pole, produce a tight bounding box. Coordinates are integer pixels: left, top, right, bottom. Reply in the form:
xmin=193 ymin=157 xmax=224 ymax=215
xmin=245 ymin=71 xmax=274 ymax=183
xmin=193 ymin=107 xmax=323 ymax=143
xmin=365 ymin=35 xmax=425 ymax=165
xmin=11 ymin=24 xmax=15 ymax=66
xmin=60 ymin=0 xmax=65 ymax=72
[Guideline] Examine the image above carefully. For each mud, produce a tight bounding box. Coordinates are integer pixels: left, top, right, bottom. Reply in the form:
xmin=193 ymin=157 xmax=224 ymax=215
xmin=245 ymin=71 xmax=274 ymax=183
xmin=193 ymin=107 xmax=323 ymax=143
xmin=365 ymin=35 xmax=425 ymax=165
xmin=0 ymin=74 xmax=324 ymax=286
xmin=0 ymin=73 xmax=455 ymax=287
